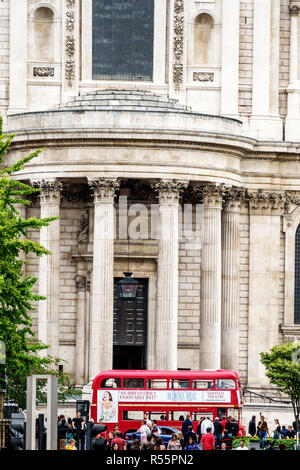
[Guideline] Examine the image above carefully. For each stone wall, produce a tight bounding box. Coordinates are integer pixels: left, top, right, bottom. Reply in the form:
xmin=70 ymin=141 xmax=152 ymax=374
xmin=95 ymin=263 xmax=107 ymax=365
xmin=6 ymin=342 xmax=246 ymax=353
xmin=239 ymin=204 xmax=250 ymax=385
xmin=0 ymin=0 xmax=9 ymax=115
xmin=238 ymin=0 xmax=254 ymax=117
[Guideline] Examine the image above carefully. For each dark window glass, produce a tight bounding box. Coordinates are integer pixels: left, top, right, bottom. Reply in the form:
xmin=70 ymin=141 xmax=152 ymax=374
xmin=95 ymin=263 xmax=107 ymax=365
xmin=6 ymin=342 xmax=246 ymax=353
xmin=92 ymin=0 xmax=154 ymax=81
xmin=100 ymin=378 xmax=121 ymax=388
xmin=295 ymin=224 xmax=300 ymax=323
xmin=123 ymin=378 xmax=145 ymax=388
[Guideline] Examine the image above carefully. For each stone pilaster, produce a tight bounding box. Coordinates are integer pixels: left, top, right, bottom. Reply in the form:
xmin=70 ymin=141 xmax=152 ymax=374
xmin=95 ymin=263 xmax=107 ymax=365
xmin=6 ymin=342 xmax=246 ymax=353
xmin=198 ymin=184 xmax=227 ymax=370
xmin=286 ymin=2 xmax=300 ymax=140
xmin=33 ymin=179 xmax=62 ymax=358
xmin=247 ymin=190 xmax=285 ymax=386
xmin=221 ymin=189 xmax=244 ymax=371
xmin=75 ymin=270 xmax=87 ymax=385
xmin=88 ymin=178 xmax=120 ymax=380
xmin=9 ymin=0 xmax=27 ymax=113
xmin=152 ymin=179 xmax=188 ymax=370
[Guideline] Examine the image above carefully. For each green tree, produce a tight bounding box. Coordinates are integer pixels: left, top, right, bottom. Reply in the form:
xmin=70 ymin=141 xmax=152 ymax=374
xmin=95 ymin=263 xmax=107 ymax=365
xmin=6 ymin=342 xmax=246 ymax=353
xmin=260 ymin=342 xmax=300 ymax=433
xmin=0 ymin=117 xmax=79 ymax=408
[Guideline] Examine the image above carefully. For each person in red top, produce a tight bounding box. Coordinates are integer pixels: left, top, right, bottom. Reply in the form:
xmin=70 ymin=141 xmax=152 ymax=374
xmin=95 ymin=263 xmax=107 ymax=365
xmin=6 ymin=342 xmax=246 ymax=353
xmin=110 ymin=430 xmax=127 ymax=450
xmin=200 ymin=427 xmax=215 ymax=451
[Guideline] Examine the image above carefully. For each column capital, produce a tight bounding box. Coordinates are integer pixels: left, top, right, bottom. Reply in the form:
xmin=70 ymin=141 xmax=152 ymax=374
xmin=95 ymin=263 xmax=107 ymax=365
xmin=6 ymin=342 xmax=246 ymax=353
xmin=75 ymin=275 xmax=87 ymax=292
xmin=197 ymin=183 xmax=229 ymax=208
xmin=289 ymin=3 xmax=300 ymax=15
xmin=32 ymin=179 xmax=62 ymax=204
xmin=223 ymin=187 xmax=247 ymax=212
xmin=152 ymin=179 xmax=189 ymax=205
xmin=248 ymin=189 xmax=287 ymax=214
xmin=88 ymin=177 xmax=120 ymax=203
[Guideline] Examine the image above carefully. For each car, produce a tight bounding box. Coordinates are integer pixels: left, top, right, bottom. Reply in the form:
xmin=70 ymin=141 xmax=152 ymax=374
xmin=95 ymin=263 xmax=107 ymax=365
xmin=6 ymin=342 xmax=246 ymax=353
xmin=124 ymin=425 xmax=179 ymax=448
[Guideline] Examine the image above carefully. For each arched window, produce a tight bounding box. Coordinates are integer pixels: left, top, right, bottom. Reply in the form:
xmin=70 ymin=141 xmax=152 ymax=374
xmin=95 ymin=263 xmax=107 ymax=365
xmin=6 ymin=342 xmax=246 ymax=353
xmin=194 ymin=13 xmax=214 ymax=65
xmin=294 ymin=224 xmax=300 ymax=323
xmin=32 ymin=6 xmax=55 ymax=61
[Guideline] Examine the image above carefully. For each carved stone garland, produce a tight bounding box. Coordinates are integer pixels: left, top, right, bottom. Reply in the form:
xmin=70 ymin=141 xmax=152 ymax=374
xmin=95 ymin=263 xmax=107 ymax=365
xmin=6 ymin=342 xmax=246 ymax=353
xmin=173 ymin=0 xmax=185 ymax=91
xmin=65 ymin=0 xmax=76 ymax=87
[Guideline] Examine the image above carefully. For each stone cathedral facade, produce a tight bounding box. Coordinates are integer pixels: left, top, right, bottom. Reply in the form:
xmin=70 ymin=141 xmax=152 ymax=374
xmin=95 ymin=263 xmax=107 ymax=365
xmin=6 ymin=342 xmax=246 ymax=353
xmin=1 ymin=0 xmax=300 ymax=394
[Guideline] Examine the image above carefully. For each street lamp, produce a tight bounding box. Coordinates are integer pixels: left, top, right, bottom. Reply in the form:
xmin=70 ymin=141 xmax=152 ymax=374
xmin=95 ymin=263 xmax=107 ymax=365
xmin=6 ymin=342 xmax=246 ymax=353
xmin=117 ymin=272 xmax=139 ymax=300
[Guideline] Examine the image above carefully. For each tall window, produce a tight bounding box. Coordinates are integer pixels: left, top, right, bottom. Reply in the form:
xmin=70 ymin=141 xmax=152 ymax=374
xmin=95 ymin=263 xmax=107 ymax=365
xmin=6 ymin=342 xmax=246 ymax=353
xmin=294 ymin=224 xmax=300 ymax=323
xmin=92 ymin=0 xmax=154 ymax=81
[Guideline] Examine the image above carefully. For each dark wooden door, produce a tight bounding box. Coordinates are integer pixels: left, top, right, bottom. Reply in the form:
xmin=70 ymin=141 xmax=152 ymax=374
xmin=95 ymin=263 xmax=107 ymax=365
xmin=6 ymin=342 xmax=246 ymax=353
xmin=113 ymin=278 xmax=148 ymax=369
xmin=113 ymin=278 xmax=148 ymax=346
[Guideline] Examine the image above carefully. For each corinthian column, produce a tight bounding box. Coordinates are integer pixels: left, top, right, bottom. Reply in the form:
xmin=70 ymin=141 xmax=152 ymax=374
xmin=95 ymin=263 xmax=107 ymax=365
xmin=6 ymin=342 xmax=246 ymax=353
xmin=199 ymin=184 xmax=225 ymax=370
xmin=33 ymin=179 xmax=62 ymax=358
xmin=152 ymin=179 xmax=188 ymax=370
xmin=88 ymin=178 xmax=119 ymax=380
xmin=221 ymin=190 xmax=243 ymax=371
xmin=75 ymin=271 xmax=87 ymax=385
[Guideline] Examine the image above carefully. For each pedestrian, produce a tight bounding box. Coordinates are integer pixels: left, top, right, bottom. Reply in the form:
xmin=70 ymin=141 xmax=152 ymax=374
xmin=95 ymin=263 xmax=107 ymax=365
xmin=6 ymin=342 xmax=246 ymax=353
xmin=184 ymin=425 xmax=196 ymax=447
xmin=286 ymin=425 xmax=296 ymax=439
xmin=79 ymin=416 xmax=87 ymax=450
xmin=231 ymin=418 xmax=239 ymax=437
xmin=138 ymin=420 xmax=151 ymax=445
xmin=224 ymin=416 xmax=233 ymax=438
xmin=141 ymin=435 xmax=155 ymax=450
xmin=196 ymin=417 xmax=204 ymax=443
xmin=281 ymin=425 xmax=288 ymax=438
xmin=200 ymin=427 xmax=215 ymax=451
xmin=220 ymin=430 xmax=232 ymax=450
xmin=248 ymin=415 xmax=256 ymax=437
xmin=265 ymin=441 xmax=276 ymax=451
xmin=112 ymin=443 xmax=119 ymax=450
xmin=106 ymin=431 xmax=115 ymax=450
xmin=72 ymin=411 xmax=83 ymax=450
xmin=154 ymin=438 xmax=165 ymax=450
xmin=201 ymin=416 xmax=214 ymax=436
xmin=151 ymin=419 xmax=160 ymax=437
xmin=257 ymin=415 xmax=269 ymax=449
xmin=220 ymin=442 xmax=227 ymax=450
xmin=235 ymin=439 xmax=248 ymax=450
xmin=185 ymin=436 xmax=200 ymax=450
xmin=167 ymin=433 xmax=182 ymax=450
xmin=111 ymin=430 xmax=126 ymax=450
xmin=177 ymin=431 xmax=184 ymax=449
xmin=92 ymin=433 xmax=106 ymax=451
xmin=131 ymin=439 xmax=141 ymax=450
xmin=213 ymin=417 xmax=223 ymax=448
xmin=65 ymin=438 xmax=77 ymax=450
xmin=272 ymin=419 xmax=281 ymax=439
xmin=181 ymin=414 xmax=193 ymax=438
xmin=144 ymin=412 xmax=152 ymax=428
xmin=57 ymin=418 xmax=69 ymax=450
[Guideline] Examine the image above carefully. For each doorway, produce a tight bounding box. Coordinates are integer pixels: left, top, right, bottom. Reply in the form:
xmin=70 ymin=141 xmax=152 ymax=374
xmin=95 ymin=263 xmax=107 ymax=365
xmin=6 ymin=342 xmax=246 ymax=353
xmin=113 ymin=278 xmax=148 ymax=370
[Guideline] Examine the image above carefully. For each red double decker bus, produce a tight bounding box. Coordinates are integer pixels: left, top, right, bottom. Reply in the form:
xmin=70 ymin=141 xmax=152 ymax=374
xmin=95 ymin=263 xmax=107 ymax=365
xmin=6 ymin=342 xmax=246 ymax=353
xmin=91 ymin=370 xmax=245 ymax=436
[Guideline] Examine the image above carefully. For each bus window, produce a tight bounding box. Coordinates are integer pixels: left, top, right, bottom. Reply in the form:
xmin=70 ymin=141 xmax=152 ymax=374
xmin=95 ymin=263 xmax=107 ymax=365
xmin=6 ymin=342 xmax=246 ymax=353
xmin=169 ymin=411 xmax=190 ymax=421
xmin=148 ymin=412 xmax=168 ymax=421
xmin=100 ymin=378 xmax=121 ymax=388
xmin=146 ymin=379 xmax=168 ymax=389
xmin=192 ymin=380 xmax=213 ymax=389
xmin=215 ymin=379 xmax=236 ymax=390
xmin=193 ymin=412 xmax=213 ymax=422
xmin=217 ymin=408 xmax=227 ymax=418
xmin=122 ymin=410 xmax=144 ymax=421
xmin=170 ymin=380 xmax=190 ymax=389
xmin=123 ymin=378 xmax=145 ymax=388
xmin=228 ymin=408 xmax=239 ymax=421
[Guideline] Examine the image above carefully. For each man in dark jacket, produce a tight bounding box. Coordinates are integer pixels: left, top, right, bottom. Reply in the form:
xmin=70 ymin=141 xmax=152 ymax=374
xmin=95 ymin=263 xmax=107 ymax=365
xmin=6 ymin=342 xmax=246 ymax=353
xmin=225 ymin=417 xmax=234 ymax=437
xmin=57 ymin=418 xmax=69 ymax=450
xmin=213 ymin=417 xmax=223 ymax=448
xmin=248 ymin=416 xmax=256 ymax=437
xmin=184 ymin=425 xmax=197 ymax=447
xmin=231 ymin=418 xmax=239 ymax=437
xmin=181 ymin=414 xmax=193 ymax=438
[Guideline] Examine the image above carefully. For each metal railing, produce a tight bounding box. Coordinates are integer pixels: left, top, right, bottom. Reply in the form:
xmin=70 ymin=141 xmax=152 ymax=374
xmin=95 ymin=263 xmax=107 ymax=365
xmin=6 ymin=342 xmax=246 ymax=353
xmin=242 ymin=388 xmax=292 ymax=405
